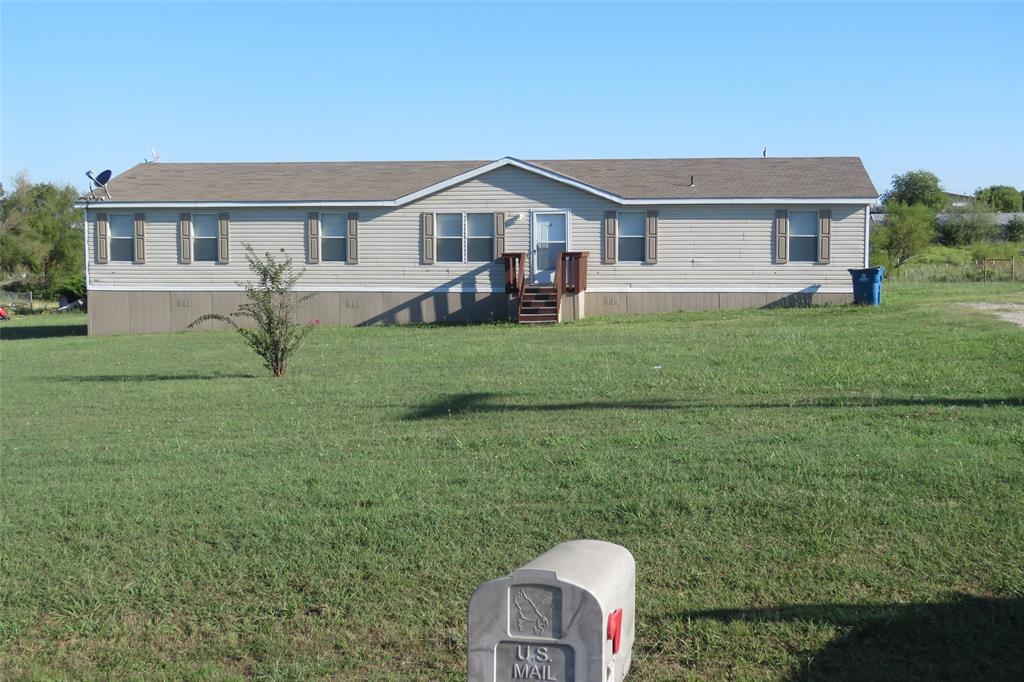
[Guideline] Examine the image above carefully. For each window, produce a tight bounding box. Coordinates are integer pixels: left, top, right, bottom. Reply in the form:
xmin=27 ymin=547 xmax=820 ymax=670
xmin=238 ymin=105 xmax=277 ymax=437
xmin=321 ymin=213 xmax=348 ymax=261
xmin=436 ymin=213 xmax=463 ymax=262
xmin=789 ymin=210 xmax=818 ymax=262
xmin=434 ymin=212 xmax=495 ymax=263
xmin=467 ymin=213 xmax=494 ymax=261
xmin=109 ymin=214 xmax=134 ymax=262
xmin=617 ymin=211 xmax=645 ymax=262
xmin=193 ymin=214 xmax=219 ymax=262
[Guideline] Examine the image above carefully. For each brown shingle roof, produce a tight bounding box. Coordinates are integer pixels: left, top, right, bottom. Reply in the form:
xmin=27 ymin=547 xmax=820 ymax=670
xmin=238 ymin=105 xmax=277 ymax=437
xmin=535 ymin=157 xmax=877 ymax=199
xmin=85 ymin=157 xmax=876 ymax=203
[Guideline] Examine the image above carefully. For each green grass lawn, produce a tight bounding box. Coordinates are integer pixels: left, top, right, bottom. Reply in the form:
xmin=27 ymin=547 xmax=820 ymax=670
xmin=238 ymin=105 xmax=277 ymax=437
xmin=2 ymin=283 xmax=1023 ymax=680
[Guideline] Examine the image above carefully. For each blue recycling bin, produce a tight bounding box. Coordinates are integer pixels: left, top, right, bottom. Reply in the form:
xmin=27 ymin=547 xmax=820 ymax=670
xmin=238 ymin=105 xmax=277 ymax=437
xmin=848 ymin=267 xmax=884 ymax=305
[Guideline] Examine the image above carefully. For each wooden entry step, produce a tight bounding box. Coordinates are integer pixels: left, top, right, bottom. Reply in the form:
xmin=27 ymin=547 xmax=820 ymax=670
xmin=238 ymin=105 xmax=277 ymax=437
xmin=518 ymin=285 xmax=558 ymax=324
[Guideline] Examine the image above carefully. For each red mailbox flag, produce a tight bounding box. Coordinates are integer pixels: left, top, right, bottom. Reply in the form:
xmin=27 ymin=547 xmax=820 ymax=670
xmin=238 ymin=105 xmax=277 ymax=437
xmin=607 ymin=608 xmax=623 ymax=654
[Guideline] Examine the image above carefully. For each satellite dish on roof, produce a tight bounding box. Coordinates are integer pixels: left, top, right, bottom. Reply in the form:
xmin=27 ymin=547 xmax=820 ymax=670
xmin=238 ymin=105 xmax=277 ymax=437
xmin=85 ymin=169 xmax=113 ymax=199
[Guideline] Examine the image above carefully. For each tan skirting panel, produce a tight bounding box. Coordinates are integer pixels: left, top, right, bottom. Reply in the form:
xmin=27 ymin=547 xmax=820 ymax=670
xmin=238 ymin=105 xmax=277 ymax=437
xmin=87 ymin=290 xmax=514 ymax=336
xmin=87 ymin=289 xmax=853 ymax=335
xmin=584 ymin=291 xmax=852 ymax=317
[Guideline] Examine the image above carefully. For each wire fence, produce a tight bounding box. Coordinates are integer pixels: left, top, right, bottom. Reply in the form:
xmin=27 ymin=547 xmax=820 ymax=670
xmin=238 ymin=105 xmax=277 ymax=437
xmin=0 ymin=290 xmax=33 ymax=312
xmin=890 ymin=258 xmax=1024 ymax=283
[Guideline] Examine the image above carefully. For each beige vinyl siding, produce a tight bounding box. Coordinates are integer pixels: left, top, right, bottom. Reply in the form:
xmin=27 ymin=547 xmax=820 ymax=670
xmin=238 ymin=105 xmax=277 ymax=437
xmin=87 ymin=165 xmax=864 ymax=293
xmin=585 ymin=205 xmax=865 ymax=290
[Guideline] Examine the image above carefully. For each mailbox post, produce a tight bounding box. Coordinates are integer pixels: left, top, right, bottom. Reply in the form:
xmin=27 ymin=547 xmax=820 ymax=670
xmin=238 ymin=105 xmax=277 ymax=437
xmin=468 ymin=540 xmax=635 ymax=682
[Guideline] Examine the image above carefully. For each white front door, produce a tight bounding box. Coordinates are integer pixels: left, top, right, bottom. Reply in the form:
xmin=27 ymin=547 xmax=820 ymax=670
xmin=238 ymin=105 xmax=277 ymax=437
xmin=531 ymin=211 xmax=569 ymax=284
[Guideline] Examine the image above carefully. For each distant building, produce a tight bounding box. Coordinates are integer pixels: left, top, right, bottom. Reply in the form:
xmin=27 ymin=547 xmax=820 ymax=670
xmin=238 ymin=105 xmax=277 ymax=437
xmin=945 ymin=192 xmax=975 ymax=208
xmin=935 ymin=212 xmax=1024 ymax=227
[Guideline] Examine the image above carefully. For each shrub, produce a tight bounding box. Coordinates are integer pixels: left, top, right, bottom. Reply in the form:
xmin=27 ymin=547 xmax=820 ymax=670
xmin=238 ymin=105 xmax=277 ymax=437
xmin=189 ymin=246 xmax=316 ymax=377
xmin=970 ymin=240 xmax=1024 ymax=261
xmin=39 ymin=273 xmax=86 ymax=302
xmin=936 ymin=206 xmax=996 ymax=246
xmin=969 ymin=241 xmax=1000 ymax=261
xmin=914 ymin=244 xmax=973 ymax=264
xmin=1004 ymin=215 xmax=1024 ymax=242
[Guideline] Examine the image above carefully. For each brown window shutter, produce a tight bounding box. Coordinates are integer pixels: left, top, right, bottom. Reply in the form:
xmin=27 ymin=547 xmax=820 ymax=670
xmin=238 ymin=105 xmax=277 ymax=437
xmin=218 ymin=212 xmax=230 ymax=264
xmin=422 ymin=212 xmax=435 ymax=265
xmin=96 ymin=213 xmax=109 ymax=264
xmin=818 ymin=209 xmax=831 ymax=264
xmin=774 ymin=209 xmax=789 ymax=264
xmin=645 ymin=210 xmax=658 ymax=264
xmin=133 ymin=213 xmax=146 ymax=264
xmin=307 ymin=212 xmax=320 ymax=263
xmin=179 ymin=213 xmax=192 ymax=264
xmin=603 ymin=210 xmax=617 ymax=264
xmin=493 ymin=212 xmax=506 ymax=260
xmin=347 ymin=212 xmax=359 ymax=264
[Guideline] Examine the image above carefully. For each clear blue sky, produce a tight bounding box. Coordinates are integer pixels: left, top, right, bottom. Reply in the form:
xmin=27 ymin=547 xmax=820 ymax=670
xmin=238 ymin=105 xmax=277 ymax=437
xmin=3 ymin=1 xmax=1022 ymax=197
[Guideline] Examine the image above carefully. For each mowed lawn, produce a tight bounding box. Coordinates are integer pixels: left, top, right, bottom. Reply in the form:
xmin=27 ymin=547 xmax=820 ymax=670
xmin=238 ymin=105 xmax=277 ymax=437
xmin=2 ymin=283 xmax=1023 ymax=681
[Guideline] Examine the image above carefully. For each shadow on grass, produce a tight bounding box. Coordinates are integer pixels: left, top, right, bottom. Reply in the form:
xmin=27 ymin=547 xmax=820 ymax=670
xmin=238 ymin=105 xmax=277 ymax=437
xmin=60 ymin=372 xmax=258 ymax=382
xmin=0 ymin=323 xmax=87 ymax=341
xmin=673 ymin=593 xmax=1024 ymax=681
xmin=404 ymin=392 xmax=1024 ymax=419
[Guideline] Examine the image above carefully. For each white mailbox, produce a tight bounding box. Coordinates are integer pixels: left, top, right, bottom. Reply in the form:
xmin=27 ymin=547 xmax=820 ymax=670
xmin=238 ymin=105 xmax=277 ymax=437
xmin=468 ymin=540 xmax=635 ymax=682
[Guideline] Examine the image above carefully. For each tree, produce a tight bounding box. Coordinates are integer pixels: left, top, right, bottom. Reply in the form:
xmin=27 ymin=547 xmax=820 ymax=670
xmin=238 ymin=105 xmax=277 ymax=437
xmin=975 ymin=185 xmax=1022 ymax=212
xmin=882 ymin=170 xmax=948 ymax=211
xmin=189 ymin=246 xmax=316 ymax=377
xmin=875 ymin=202 xmax=934 ymax=271
xmin=0 ymin=173 xmax=84 ymax=292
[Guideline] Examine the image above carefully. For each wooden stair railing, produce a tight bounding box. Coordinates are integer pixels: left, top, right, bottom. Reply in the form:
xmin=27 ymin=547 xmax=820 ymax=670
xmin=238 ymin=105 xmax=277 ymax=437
xmin=499 ymin=252 xmax=526 ymax=296
xmin=559 ymin=251 xmax=589 ymax=294
xmin=553 ymin=251 xmax=588 ymax=322
xmin=553 ymin=254 xmax=565 ymax=320
xmin=503 ymin=251 xmax=589 ymax=324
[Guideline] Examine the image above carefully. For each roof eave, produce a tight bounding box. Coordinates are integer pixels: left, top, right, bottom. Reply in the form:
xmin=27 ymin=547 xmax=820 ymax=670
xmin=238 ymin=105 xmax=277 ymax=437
xmin=73 ymin=156 xmax=877 ymax=208
xmin=74 ymin=196 xmax=878 ymax=209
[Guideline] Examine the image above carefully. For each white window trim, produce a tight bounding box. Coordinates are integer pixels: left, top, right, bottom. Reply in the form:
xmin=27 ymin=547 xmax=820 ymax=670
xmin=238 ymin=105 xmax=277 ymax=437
xmin=434 ymin=211 xmax=495 ymax=264
xmin=191 ymin=212 xmax=220 ymax=263
xmin=788 ymin=208 xmax=820 ymax=263
xmin=318 ymin=211 xmax=349 ymax=263
xmin=108 ymin=212 xmax=135 ymax=262
xmin=616 ymin=210 xmax=646 ymax=263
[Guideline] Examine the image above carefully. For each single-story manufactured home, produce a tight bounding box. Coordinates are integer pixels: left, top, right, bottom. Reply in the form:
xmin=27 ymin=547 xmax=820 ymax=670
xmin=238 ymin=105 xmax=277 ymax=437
xmin=76 ymin=156 xmax=877 ymax=335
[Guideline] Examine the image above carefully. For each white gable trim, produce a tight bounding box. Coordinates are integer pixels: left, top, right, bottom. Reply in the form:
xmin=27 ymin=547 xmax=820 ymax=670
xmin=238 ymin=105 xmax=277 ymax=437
xmin=74 ymin=157 xmax=877 ymax=209
xmin=73 ymin=158 xmax=622 ymax=210
xmin=392 ymin=157 xmax=626 ymax=205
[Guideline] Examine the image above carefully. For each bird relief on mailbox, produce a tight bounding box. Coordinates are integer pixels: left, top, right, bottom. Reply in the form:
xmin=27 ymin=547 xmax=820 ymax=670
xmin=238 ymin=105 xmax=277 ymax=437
xmin=511 ymin=586 xmax=560 ymax=636
xmin=468 ymin=540 xmax=636 ymax=682
xmin=500 ymin=585 xmax=568 ymax=680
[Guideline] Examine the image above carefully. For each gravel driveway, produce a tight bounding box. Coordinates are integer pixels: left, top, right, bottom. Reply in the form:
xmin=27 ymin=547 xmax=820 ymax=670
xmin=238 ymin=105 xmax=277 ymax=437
xmin=960 ymin=302 xmax=1024 ymax=328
